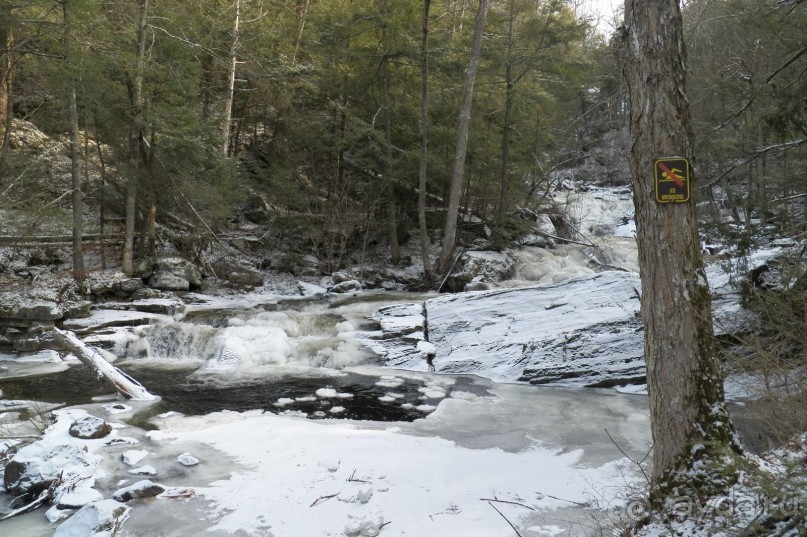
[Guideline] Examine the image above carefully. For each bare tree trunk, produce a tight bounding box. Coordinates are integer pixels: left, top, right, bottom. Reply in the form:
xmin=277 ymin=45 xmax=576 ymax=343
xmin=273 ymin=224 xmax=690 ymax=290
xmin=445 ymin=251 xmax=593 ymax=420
xmin=418 ymin=0 xmax=432 ymax=279
xmin=222 ymin=0 xmax=241 ymax=157
xmin=497 ymin=0 xmax=515 ymax=221
xmin=69 ymin=85 xmax=84 ymax=282
xmin=94 ymin=129 xmax=108 ymax=269
xmin=124 ymin=0 xmax=149 ymax=275
xmin=291 ymin=0 xmax=310 ymax=68
xmin=146 ymin=130 xmax=156 ymax=257
xmin=0 ymin=4 xmax=12 ymax=147
xmin=437 ymin=0 xmax=489 ymax=275
xmin=380 ymin=0 xmax=399 ymax=265
xmin=620 ymin=0 xmax=741 ymax=495
xmin=62 ymin=0 xmax=84 ymax=284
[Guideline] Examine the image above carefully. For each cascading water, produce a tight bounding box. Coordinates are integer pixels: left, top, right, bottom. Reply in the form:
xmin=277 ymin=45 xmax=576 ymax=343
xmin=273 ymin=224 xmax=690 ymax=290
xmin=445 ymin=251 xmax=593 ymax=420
xmin=126 ymin=306 xmax=378 ymax=373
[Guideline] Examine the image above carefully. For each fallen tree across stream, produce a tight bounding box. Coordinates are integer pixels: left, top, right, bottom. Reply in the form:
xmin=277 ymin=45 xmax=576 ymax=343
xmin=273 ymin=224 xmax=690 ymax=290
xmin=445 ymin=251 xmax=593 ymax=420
xmin=52 ymin=328 xmax=156 ymax=401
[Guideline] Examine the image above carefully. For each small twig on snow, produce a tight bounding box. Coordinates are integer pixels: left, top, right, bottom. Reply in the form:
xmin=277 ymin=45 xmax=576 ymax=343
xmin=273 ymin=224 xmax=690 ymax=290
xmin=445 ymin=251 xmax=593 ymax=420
xmin=480 ymin=498 xmax=536 ymax=511
xmin=487 ymin=501 xmax=523 ymax=537
xmin=309 ymin=492 xmax=339 ymax=507
xmin=347 ymin=469 xmax=370 ymax=483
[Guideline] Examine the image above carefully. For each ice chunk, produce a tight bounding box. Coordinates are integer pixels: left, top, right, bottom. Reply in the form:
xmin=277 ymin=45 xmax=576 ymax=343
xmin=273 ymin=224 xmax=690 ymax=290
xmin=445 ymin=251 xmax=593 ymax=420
xmin=121 ymin=450 xmax=148 ymax=466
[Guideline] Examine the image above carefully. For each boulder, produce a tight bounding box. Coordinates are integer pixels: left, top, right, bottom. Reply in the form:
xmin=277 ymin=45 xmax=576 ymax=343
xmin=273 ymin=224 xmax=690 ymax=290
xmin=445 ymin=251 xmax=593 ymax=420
xmin=56 ymin=487 xmax=104 ymax=509
xmin=113 ymin=480 xmax=166 ymax=502
xmin=332 ymin=271 xmax=355 ymax=284
xmin=131 ymin=287 xmax=163 ymax=301
xmin=156 ymin=258 xmax=202 ymax=287
xmin=140 ymin=257 xmax=202 ymax=291
xmin=211 ymin=257 xmax=264 ymax=287
xmin=148 ymin=271 xmax=190 ymax=291
xmin=176 ymin=453 xmax=200 ymax=466
xmin=241 ymin=191 xmax=274 ymax=225
xmin=3 ymin=441 xmax=95 ymax=496
xmin=330 ymin=280 xmax=362 ymax=294
xmin=28 ymin=247 xmax=64 ymax=266
xmin=441 ymin=250 xmax=516 ymax=292
xmin=69 ymin=416 xmax=113 ymax=440
xmin=53 ymin=500 xmax=131 ymax=537
xmin=84 ymin=271 xmax=144 ymax=298
xmin=0 ymin=292 xmax=62 ymax=321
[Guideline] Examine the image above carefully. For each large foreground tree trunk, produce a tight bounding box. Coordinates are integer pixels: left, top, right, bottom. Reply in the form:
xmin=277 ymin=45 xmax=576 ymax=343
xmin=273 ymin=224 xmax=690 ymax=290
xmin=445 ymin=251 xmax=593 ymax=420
xmin=437 ymin=0 xmax=490 ymax=275
xmin=621 ymin=0 xmax=741 ymax=494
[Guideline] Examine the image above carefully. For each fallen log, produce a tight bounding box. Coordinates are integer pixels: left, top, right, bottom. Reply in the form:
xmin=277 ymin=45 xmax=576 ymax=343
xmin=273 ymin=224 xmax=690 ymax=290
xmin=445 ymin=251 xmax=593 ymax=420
xmin=52 ymin=328 xmax=156 ymax=401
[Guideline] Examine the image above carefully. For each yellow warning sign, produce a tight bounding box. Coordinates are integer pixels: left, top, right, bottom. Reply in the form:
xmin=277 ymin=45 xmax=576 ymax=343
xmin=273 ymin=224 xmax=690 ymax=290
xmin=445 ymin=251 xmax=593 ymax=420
xmin=655 ymin=157 xmax=690 ymax=203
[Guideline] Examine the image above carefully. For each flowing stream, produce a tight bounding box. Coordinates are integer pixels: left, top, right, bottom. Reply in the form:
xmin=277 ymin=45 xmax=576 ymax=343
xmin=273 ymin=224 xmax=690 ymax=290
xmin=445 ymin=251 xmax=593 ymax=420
xmin=0 ymin=186 xmax=778 ymax=536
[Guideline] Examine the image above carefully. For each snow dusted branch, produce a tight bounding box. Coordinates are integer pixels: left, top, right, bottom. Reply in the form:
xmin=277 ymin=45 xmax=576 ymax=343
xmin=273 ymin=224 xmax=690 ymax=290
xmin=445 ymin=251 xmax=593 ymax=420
xmin=52 ymin=328 xmax=156 ymax=401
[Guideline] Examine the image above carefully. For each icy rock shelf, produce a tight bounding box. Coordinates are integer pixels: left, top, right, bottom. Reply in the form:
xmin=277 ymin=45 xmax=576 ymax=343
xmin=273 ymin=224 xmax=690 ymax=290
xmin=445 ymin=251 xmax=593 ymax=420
xmin=366 ymin=271 xmax=647 ymax=388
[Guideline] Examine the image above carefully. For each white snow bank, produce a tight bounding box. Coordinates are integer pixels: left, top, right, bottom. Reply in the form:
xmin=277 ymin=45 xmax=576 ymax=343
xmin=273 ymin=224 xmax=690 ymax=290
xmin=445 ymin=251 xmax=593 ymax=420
xmin=148 ymin=400 xmax=646 ymax=537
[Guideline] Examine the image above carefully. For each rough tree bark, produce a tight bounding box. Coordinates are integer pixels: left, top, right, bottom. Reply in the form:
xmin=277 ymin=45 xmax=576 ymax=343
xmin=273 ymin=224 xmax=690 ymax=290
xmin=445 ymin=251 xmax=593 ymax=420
xmin=123 ymin=0 xmax=149 ymax=276
xmin=418 ymin=0 xmax=432 ymax=279
xmin=437 ymin=0 xmax=490 ymax=275
xmin=620 ymin=0 xmax=741 ymax=494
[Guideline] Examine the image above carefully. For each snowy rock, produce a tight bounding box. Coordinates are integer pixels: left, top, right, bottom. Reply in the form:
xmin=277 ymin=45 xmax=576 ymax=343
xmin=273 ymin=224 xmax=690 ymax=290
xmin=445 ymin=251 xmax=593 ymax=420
xmin=225 ymin=269 xmax=264 ymax=287
xmin=176 ymin=453 xmax=200 ymax=466
xmin=373 ymin=303 xmax=424 ymax=339
xmin=0 ymin=291 xmax=63 ymax=321
xmin=344 ymin=514 xmax=385 ymax=537
xmin=416 ymin=340 xmax=436 ymax=356
xmin=442 ymin=250 xmax=516 ymax=292
xmin=3 ymin=441 xmax=96 ymax=496
xmin=56 ymin=487 xmax=104 ymax=509
xmin=330 ymin=279 xmax=362 ymax=293
xmin=128 ymin=465 xmax=157 ymax=476
xmin=121 ymin=450 xmax=148 ymax=466
xmin=140 ymin=257 xmax=202 ymax=290
xmin=84 ymin=271 xmax=144 ymax=298
xmin=148 ymin=271 xmax=190 ymax=291
xmin=130 ymin=287 xmax=163 ymax=300
xmin=517 ymin=234 xmax=555 ymax=248
xmin=46 ymin=505 xmax=75 ymax=524
xmin=158 ymin=487 xmax=196 ymax=499
xmin=104 ymin=437 xmax=139 ymax=447
xmin=338 ymin=484 xmax=373 ymax=504
xmin=331 ymin=271 xmax=354 ymax=284
xmin=69 ymin=415 xmax=113 ymax=440
xmin=212 ymin=257 xmax=264 ymax=287
xmin=102 ymin=403 xmax=132 ymax=415
xmin=53 ymin=499 xmax=130 ymax=537
xmin=113 ymin=479 xmax=165 ymax=502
